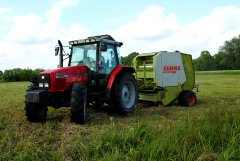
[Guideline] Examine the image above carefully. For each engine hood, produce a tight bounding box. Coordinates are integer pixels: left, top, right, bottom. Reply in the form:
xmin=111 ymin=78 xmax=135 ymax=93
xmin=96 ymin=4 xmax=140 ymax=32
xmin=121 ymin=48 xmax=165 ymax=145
xmin=40 ymin=66 xmax=88 ymax=76
xmin=39 ymin=65 xmax=88 ymax=92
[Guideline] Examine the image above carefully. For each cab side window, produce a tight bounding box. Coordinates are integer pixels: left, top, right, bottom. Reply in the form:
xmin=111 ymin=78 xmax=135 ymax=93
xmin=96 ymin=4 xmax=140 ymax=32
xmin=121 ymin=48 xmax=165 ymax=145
xmin=117 ymin=46 xmax=122 ymax=65
xmin=99 ymin=44 xmax=117 ymax=74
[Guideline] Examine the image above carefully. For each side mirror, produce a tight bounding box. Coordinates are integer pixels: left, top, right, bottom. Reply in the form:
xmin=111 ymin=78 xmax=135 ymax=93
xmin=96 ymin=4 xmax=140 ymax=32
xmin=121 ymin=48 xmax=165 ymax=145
xmin=100 ymin=42 xmax=107 ymax=51
xmin=55 ymin=46 xmax=59 ymax=56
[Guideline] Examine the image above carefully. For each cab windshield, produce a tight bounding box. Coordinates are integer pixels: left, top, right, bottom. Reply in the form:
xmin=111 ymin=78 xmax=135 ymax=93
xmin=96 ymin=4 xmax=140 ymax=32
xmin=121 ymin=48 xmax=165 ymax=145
xmin=69 ymin=43 xmax=97 ymax=71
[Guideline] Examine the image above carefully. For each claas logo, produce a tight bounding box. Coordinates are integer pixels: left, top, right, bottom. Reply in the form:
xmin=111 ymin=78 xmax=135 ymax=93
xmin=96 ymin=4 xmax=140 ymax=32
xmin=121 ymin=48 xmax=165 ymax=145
xmin=163 ymin=66 xmax=181 ymax=73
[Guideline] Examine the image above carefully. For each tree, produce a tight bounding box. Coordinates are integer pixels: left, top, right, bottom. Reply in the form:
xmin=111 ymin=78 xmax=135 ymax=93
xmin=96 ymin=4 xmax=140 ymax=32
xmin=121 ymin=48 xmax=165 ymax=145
xmin=31 ymin=68 xmax=44 ymax=82
xmin=2 ymin=68 xmax=44 ymax=82
xmin=122 ymin=52 xmax=139 ymax=66
xmin=0 ymin=71 xmax=3 ymax=80
xmin=213 ymin=51 xmax=229 ymax=70
xmin=219 ymin=35 xmax=240 ymax=69
xmin=193 ymin=35 xmax=240 ymax=71
xmin=2 ymin=68 xmax=21 ymax=81
xmin=193 ymin=51 xmax=215 ymax=71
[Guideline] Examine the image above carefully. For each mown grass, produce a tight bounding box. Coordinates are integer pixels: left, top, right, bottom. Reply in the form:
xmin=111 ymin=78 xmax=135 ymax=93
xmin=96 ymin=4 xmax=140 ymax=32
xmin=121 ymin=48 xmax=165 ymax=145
xmin=0 ymin=71 xmax=240 ymax=160
xmin=196 ymin=70 xmax=240 ymax=75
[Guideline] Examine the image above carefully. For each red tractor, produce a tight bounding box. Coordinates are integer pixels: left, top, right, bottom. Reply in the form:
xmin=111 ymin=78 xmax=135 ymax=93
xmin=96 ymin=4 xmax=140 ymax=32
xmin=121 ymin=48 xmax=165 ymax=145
xmin=25 ymin=35 xmax=138 ymax=124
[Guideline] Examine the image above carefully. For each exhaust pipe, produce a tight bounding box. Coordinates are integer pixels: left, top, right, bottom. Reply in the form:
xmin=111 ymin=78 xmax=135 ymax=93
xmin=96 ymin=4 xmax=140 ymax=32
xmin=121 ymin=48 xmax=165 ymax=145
xmin=58 ymin=40 xmax=63 ymax=68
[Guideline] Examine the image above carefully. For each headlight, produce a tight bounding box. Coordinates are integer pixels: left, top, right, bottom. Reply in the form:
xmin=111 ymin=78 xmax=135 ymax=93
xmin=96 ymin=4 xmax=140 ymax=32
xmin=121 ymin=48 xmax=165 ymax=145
xmin=38 ymin=74 xmax=50 ymax=89
xmin=44 ymin=83 xmax=49 ymax=88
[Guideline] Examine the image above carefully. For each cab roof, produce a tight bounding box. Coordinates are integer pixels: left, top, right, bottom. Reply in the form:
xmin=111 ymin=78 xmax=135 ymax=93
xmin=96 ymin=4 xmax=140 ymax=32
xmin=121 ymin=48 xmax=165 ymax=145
xmin=69 ymin=34 xmax=123 ymax=47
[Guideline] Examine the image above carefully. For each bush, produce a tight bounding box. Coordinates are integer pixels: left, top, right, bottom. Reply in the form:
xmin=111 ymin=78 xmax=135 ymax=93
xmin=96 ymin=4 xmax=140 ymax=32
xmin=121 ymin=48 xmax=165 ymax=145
xmin=0 ymin=71 xmax=3 ymax=80
xmin=122 ymin=52 xmax=139 ymax=66
xmin=3 ymin=68 xmax=21 ymax=82
xmin=2 ymin=68 xmax=44 ymax=82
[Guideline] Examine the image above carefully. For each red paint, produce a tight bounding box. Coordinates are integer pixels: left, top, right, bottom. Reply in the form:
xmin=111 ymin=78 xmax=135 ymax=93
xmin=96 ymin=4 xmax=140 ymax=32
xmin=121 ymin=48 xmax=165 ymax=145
xmin=163 ymin=66 xmax=181 ymax=73
xmin=157 ymin=102 xmax=164 ymax=108
xmin=188 ymin=95 xmax=196 ymax=106
xmin=107 ymin=65 xmax=123 ymax=89
xmin=40 ymin=66 xmax=88 ymax=92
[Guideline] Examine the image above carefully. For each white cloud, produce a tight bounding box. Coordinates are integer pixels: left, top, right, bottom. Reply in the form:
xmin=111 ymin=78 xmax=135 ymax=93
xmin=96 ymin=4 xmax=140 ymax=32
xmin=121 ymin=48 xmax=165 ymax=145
xmin=113 ymin=5 xmax=179 ymax=43
xmin=0 ymin=7 xmax=11 ymax=13
xmin=112 ymin=5 xmax=240 ymax=58
xmin=1 ymin=3 xmax=240 ymax=71
xmin=0 ymin=0 xmax=90 ymax=71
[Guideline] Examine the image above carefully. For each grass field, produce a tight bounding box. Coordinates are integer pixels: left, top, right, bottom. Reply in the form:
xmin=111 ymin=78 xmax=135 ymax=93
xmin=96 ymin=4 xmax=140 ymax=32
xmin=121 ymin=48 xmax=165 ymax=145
xmin=195 ymin=70 xmax=240 ymax=75
xmin=0 ymin=72 xmax=240 ymax=160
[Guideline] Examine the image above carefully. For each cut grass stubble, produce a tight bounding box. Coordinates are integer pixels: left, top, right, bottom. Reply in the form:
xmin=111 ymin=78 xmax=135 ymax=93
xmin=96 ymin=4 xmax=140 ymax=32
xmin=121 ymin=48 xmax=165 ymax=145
xmin=0 ymin=72 xmax=240 ymax=160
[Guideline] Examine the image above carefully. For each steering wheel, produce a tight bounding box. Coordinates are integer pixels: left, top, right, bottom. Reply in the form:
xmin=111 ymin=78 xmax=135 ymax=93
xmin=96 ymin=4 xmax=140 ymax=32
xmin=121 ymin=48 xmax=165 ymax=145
xmin=77 ymin=60 xmax=85 ymax=65
xmin=77 ymin=57 xmax=96 ymax=69
xmin=86 ymin=57 xmax=96 ymax=69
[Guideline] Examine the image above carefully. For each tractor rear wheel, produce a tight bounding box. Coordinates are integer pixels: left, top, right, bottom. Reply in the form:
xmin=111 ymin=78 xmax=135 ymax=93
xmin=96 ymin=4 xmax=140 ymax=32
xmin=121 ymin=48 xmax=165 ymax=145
xmin=70 ymin=83 xmax=87 ymax=124
xmin=112 ymin=73 xmax=138 ymax=114
xmin=178 ymin=90 xmax=197 ymax=107
xmin=25 ymin=84 xmax=47 ymax=122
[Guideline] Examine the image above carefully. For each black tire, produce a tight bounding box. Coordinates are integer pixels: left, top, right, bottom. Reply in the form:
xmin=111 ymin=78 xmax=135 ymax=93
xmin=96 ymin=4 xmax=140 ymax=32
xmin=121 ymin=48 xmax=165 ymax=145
xmin=25 ymin=103 xmax=47 ymax=122
xmin=178 ymin=90 xmax=197 ymax=107
xmin=25 ymin=84 xmax=47 ymax=122
xmin=70 ymin=83 xmax=87 ymax=124
xmin=26 ymin=84 xmax=38 ymax=92
xmin=112 ymin=72 xmax=138 ymax=114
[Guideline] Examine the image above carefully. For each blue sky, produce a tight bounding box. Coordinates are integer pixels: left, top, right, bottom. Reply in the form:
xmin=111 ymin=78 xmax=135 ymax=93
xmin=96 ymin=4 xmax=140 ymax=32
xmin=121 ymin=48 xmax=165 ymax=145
xmin=0 ymin=0 xmax=240 ymax=70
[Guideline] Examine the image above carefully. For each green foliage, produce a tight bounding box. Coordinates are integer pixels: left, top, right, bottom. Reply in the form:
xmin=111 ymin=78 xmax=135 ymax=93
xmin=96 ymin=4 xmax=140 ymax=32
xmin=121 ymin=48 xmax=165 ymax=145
xmin=122 ymin=52 xmax=139 ymax=66
xmin=0 ymin=74 xmax=240 ymax=160
xmin=194 ymin=35 xmax=240 ymax=71
xmin=2 ymin=68 xmax=44 ymax=82
xmin=0 ymin=71 xmax=3 ymax=80
xmin=2 ymin=68 xmax=21 ymax=82
xmin=193 ymin=51 xmax=215 ymax=71
xmin=213 ymin=51 xmax=229 ymax=70
xmin=219 ymin=35 xmax=240 ymax=69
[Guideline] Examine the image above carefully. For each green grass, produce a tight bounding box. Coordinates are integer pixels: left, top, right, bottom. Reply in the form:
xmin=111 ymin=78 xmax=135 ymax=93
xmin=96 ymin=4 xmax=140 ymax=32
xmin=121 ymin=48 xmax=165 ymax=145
xmin=196 ymin=70 xmax=240 ymax=75
xmin=0 ymin=74 xmax=240 ymax=160
xmin=0 ymin=79 xmax=6 ymax=83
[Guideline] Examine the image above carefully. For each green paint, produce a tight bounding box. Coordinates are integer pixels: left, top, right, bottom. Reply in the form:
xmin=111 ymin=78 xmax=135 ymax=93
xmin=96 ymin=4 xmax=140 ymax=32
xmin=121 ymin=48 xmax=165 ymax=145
xmin=181 ymin=53 xmax=195 ymax=90
xmin=133 ymin=52 xmax=195 ymax=105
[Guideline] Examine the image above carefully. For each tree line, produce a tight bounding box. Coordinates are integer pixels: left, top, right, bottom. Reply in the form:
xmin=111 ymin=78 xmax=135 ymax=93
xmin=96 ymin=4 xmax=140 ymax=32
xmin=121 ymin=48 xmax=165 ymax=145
xmin=0 ymin=68 xmax=44 ymax=82
xmin=122 ymin=35 xmax=240 ymax=71
xmin=193 ymin=51 xmax=227 ymax=71
xmin=193 ymin=35 xmax=240 ymax=71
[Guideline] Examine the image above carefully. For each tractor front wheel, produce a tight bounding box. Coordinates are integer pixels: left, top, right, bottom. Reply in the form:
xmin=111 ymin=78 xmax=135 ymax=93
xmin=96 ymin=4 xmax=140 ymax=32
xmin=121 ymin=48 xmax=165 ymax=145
xmin=25 ymin=84 xmax=47 ymax=122
xmin=70 ymin=83 xmax=87 ymax=124
xmin=178 ymin=90 xmax=197 ymax=107
xmin=112 ymin=73 xmax=138 ymax=114
xmin=25 ymin=103 xmax=47 ymax=122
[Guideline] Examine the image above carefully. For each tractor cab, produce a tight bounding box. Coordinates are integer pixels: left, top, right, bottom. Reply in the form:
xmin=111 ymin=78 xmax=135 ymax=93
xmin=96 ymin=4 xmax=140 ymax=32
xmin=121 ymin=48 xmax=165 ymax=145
xmin=56 ymin=35 xmax=122 ymax=71
xmin=55 ymin=35 xmax=123 ymax=89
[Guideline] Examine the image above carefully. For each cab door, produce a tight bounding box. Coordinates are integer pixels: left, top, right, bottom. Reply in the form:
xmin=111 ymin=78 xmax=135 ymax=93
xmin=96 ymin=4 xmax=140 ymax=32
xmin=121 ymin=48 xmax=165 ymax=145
xmin=97 ymin=44 xmax=118 ymax=90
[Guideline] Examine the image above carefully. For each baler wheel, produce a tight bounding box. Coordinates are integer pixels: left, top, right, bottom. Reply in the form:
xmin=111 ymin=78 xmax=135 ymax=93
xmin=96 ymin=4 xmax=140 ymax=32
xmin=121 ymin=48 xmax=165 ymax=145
xmin=178 ymin=90 xmax=197 ymax=107
xmin=112 ymin=73 xmax=138 ymax=113
xmin=70 ymin=83 xmax=87 ymax=124
xmin=155 ymin=102 xmax=164 ymax=108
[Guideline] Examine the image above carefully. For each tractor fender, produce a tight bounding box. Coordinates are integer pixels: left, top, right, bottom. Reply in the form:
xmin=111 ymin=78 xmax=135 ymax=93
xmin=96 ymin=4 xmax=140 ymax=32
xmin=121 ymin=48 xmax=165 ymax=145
xmin=107 ymin=65 xmax=135 ymax=89
xmin=106 ymin=65 xmax=135 ymax=100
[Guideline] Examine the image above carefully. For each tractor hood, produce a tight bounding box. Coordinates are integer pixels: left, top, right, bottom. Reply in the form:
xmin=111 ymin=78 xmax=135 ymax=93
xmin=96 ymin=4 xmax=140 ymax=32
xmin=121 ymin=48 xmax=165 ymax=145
xmin=39 ymin=66 xmax=88 ymax=92
xmin=40 ymin=66 xmax=88 ymax=76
